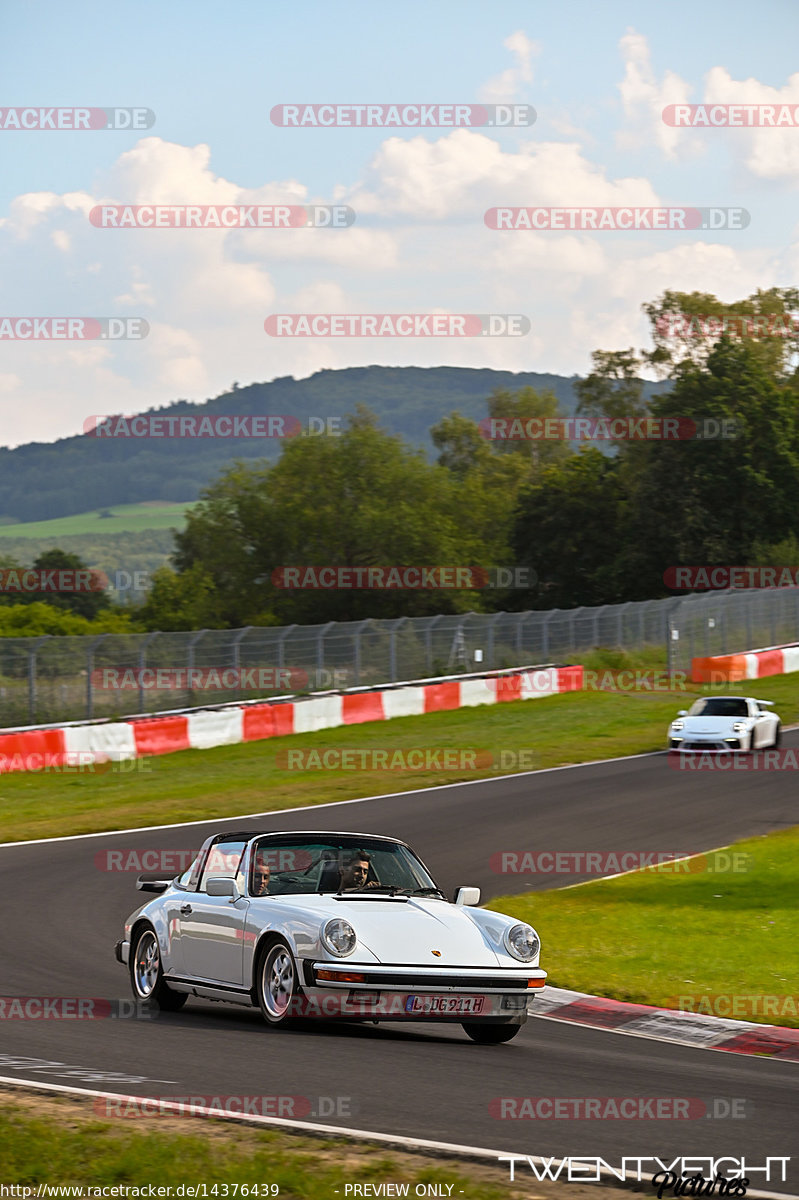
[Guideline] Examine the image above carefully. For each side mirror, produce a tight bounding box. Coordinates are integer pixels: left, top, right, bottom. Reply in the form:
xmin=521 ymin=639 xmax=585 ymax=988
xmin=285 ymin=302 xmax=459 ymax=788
xmin=206 ymin=877 xmax=240 ymax=902
xmin=454 ymin=886 xmax=481 ymax=906
xmin=677 ymin=710 xmax=688 ymax=717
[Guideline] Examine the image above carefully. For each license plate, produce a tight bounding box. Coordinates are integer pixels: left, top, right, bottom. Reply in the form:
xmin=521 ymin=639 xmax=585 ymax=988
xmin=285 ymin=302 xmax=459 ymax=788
xmin=404 ymin=994 xmax=485 ymax=1015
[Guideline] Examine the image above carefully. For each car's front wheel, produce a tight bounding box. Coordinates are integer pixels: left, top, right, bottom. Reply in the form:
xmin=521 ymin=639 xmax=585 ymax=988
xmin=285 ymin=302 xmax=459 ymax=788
xmin=772 ymin=722 xmax=782 ymax=748
xmin=462 ymin=1022 xmax=522 ymax=1044
xmin=256 ymin=939 xmax=299 ymax=1026
xmin=130 ymin=925 xmax=187 ymax=1011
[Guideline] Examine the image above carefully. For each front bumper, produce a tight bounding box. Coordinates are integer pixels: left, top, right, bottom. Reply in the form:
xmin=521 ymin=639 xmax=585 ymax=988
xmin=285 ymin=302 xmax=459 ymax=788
xmin=115 ymin=939 xmax=130 ymax=965
xmin=669 ymin=738 xmax=742 ymax=751
xmin=297 ymin=962 xmax=547 ymax=1022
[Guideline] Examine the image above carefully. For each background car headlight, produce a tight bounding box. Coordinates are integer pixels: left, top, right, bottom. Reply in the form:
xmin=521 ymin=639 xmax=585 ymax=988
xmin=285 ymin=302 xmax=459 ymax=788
xmin=504 ymin=922 xmax=539 ymax=962
xmin=671 ymin=720 xmax=684 ymax=731
xmin=732 ymin=722 xmax=747 ymax=733
xmin=321 ymin=918 xmax=356 ymax=957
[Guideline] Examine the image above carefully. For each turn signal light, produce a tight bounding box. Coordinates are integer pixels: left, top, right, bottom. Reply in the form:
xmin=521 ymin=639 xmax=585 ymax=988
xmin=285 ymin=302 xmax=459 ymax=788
xmin=316 ymin=969 xmax=367 ymax=983
xmin=527 ymin=978 xmax=546 ymax=988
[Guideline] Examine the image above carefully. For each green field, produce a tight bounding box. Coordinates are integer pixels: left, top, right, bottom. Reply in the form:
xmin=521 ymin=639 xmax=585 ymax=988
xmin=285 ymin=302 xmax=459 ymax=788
xmin=2 ymin=667 xmax=799 ymax=843
xmin=0 ymin=502 xmax=197 ymax=539
xmin=488 ymin=825 xmax=799 ymax=1027
xmin=0 ymin=1088 xmax=552 ymax=1200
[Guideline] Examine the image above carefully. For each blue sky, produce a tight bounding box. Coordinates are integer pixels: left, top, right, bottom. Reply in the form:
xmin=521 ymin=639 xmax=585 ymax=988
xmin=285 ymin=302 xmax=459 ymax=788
xmin=1 ymin=0 xmax=798 ymax=446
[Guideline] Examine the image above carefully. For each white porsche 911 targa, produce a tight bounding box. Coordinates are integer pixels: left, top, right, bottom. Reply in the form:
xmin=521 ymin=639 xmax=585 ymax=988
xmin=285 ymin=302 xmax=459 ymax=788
xmin=667 ymin=695 xmax=781 ymax=753
xmin=115 ymin=830 xmax=546 ymax=1043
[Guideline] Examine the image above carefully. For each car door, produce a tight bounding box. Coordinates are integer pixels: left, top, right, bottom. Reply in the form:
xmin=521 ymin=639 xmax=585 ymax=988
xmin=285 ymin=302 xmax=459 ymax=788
xmin=178 ymin=838 xmax=249 ymax=986
xmin=750 ymin=701 xmax=770 ymax=748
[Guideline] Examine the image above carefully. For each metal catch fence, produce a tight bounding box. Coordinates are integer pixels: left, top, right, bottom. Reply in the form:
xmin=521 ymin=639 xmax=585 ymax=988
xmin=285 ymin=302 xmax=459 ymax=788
xmin=1 ymin=587 xmax=796 ymax=727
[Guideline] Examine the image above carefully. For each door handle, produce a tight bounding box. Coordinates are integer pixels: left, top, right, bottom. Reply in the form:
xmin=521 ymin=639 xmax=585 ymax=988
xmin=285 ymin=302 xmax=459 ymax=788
xmin=180 ymin=904 xmax=192 ymax=915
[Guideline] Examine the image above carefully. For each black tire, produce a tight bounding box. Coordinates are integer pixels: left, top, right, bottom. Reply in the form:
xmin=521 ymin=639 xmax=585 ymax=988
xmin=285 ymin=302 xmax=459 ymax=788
xmin=773 ymin=722 xmax=782 ymax=748
xmin=129 ymin=925 xmax=187 ymax=1011
xmin=461 ymin=1022 xmax=522 ymax=1044
xmin=256 ymin=938 xmax=300 ymax=1027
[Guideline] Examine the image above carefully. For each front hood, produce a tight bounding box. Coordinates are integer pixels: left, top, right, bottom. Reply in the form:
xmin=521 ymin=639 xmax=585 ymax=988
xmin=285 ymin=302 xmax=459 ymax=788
xmin=304 ymin=896 xmax=501 ymax=966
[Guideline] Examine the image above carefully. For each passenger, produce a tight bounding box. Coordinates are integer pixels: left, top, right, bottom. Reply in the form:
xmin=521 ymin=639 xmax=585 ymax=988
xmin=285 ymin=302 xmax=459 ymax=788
xmin=251 ymin=855 xmax=272 ymax=896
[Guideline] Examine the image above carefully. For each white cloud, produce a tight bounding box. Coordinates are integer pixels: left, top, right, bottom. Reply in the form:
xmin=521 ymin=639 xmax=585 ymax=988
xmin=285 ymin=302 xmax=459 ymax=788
xmin=701 ymin=66 xmax=799 ymax=181
xmin=478 ymin=30 xmax=540 ymax=103
xmin=616 ymin=30 xmax=694 ymax=159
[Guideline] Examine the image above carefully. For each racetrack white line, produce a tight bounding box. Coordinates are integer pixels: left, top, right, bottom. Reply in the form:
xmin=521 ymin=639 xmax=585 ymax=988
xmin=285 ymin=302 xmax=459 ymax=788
xmin=0 ymin=1076 xmax=795 ymax=1200
xmin=0 ymin=748 xmax=666 ymax=849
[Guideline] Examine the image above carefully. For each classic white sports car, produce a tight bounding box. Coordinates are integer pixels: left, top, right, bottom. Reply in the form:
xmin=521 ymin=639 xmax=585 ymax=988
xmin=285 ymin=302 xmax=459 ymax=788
xmin=667 ymin=695 xmax=781 ymax=753
xmin=115 ymin=830 xmax=546 ymax=1043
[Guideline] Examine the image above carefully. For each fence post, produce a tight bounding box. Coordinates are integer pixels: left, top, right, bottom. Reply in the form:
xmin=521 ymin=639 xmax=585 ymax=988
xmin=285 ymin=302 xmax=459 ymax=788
xmin=317 ymin=622 xmax=335 ymax=683
xmin=276 ymin=624 xmax=296 ymax=685
xmin=487 ymin=612 xmax=504 ymax=670
xmin=542 ymin=611 xmax=559 ymax=660
xmin=86 ymin=634 xmax=109 ymax=720
xmin=388 ymin=617 xmax=409 ymax=683
xmin=353 ymin=619 xmax=371 ymax=687
xmin=231 ymin=626 xmax=253 ymax=700
xmin=27 ymin=635 xmax=51 ymax=725
xmin=426 ymin=614 xmax=446 ymax=676
xmin=187 ymin=629 xmax=209 ymax=708
xmin=138 ymin=630 xmax=160 ymax=715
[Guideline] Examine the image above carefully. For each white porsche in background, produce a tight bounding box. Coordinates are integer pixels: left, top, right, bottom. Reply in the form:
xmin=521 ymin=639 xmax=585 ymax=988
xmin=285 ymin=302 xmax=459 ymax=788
xmin=115 ymin=830 xmax=546 ymax=1044
xmin=668 ymin=696 xmax=781 ymax=753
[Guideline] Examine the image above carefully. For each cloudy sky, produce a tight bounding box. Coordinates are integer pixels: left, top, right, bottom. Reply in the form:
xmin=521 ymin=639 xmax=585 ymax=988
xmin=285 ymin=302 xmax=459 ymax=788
xmin=0 ymin=0 xmax=797 ymax=447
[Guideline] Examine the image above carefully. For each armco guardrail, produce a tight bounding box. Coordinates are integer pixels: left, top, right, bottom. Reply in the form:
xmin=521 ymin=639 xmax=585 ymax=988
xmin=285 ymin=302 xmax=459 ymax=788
xmin=691 ymin=642 xmax=799 ymax=683
xmin=0 ymin=663 xmax=582 ymax=773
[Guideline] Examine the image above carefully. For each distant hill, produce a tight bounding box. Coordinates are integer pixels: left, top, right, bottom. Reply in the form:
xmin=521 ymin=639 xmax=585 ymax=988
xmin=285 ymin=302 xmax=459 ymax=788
xmin=0 ymin=367 xmax=671 ymax=523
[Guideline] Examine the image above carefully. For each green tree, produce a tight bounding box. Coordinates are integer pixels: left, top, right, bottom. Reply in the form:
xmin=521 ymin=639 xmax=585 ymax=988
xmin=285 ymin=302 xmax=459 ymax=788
xmin=511 ymin=449 xmax=626 ymax=608
xmin=623 ymin=338 xmax=799 ymax=596
xmin=173 ymin=410 xmax=492 ymax=625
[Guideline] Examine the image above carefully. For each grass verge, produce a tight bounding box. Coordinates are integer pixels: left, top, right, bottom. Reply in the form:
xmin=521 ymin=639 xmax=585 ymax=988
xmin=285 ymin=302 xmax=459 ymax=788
xmin=2 ymin=670 xmax=799 ymax=843
xmin=0 ymin=1087 xmax=632 ymax=1200
xmin=487 ymin=825 xmax=799 ymax=1027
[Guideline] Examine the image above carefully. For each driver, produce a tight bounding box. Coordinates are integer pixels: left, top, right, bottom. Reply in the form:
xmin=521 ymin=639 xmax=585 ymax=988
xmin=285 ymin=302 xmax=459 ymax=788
xmin=339 ymin=850 xmax=380 ymax=891
xmin=251 ymin=854 xmax=272 ymax=896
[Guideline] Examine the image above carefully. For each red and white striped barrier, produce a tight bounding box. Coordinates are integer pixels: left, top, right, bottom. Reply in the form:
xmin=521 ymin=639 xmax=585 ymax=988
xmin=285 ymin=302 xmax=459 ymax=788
xmin=0 ymin=665 xmax=583 ymax=773
xmin=691 ymin=643 xmax=799 ymax=683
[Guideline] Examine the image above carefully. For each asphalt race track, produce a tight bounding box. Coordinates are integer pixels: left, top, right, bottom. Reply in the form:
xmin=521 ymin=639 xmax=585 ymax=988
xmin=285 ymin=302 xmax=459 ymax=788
xmin=1 ymin=741 xmax=797 ymax=1192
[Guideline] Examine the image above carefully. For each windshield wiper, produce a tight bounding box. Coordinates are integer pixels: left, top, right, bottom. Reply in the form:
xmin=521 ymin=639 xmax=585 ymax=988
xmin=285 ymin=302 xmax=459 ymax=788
xmin=409 ymin=887 xmax=446 ymax=898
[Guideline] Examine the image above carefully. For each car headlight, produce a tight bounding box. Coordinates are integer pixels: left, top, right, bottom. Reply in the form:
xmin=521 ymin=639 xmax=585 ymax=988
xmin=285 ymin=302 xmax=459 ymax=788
xmin=504 ymin=922 xmax=540 ymax=962
xmin=732 ymin=722 xmax=746 ymax=733
xmin=321 ymin=918 xmax=357 ymax=957
xmin=671 ymin=720 xmax=684 ymax=731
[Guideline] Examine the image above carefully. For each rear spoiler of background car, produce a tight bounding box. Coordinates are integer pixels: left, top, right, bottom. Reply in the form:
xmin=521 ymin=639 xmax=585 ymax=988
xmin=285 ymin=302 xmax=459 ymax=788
xmin=137 ymin=873 xmax=173 ymax=893
xmin=758 ymin=700 xmax=775 ymax=706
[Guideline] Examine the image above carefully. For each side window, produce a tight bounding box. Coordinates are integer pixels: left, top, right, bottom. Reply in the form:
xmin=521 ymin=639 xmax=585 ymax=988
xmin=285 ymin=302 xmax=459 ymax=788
xmin=177 ymin=851 xmax=202 ymax=889
xmin=199 ymin=840 xmax=246 ymax=891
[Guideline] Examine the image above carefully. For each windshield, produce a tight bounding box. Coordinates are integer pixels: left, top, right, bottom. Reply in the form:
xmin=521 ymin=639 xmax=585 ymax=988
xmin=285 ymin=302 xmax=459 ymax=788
xmin=687 ymin=698 xmax=749 ymax=718
xmin=248 ymin=836 xmax=443 ymax=898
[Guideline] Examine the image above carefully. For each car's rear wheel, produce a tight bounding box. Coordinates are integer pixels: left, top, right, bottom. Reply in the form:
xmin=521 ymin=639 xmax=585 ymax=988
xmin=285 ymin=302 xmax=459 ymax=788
xmin=130 ymin=926 xmax=187 ymax=1011
xmin=461 ymin=1022 xmax=522 ymax=1044
xmin=256 ymin=939 xmax=299 ymax=1026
